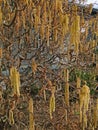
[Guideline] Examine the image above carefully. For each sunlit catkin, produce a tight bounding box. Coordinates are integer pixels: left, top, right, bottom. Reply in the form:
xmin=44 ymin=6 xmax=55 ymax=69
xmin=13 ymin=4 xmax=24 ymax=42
xmin=63 ymin=14 xmax=69 ymax=36
xmin=70 ymin=13 xmax=80 ymax=56
xmin=29 ymin=97 xmax=34 ymax=130
xmin=79 ymin=83 xmax=90 ymax=129
xmin=64 ymin=69 xmax=69 ymax=82
xmin=49 ymin=87 xmax=55 ymax=119
xmin=65 ymin=82 xmax=69 ymax=107
xmin=46 ymin=25 xmax=50 ymax=46
xmin=0 ymin=48 xmax=2 ymax=58
xmin=43 ymin=89 xmax=46 ymax=101
xmin=0 ymin=6 xmax=2 ymax=25
xmin=10 ymin=67 xmax=20 ymax=97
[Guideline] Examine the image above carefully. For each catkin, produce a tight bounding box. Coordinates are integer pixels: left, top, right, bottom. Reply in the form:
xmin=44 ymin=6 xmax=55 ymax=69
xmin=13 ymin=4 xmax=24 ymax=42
xmin=32 ymin=59 xmax=37 ymax=74
xmin=22 ymin=11 xmax=26 ymax=28
xmin=63 ymin=14 xmax=69 ymax=36
xmin=46 ymin=25 xmax=50 ymax=46
xmin=43 ymin=89 xmax=46 ymax=101
xmin=70 ymin=13 xmax=80 ymax=56
xmin=79 ymin=84 xmax=90 ymax=129
xmin=10 ymin=67 xmax=20 ymax=97
xmin=0 ymin=48 xmax=2 ymax=58
xmin=65 ymin=82 xmax=69 ymax=107
xmin=96 ymin=54 xmax=98 ymax=71
xmin=64 ymin=69 xmax=69 ymax=82
xmin=0 ymin=6 xmax=2 ymax=25
xmin=43 ymin=2 xmax=47 ymax=24
xmin=40 ymin=21 xmax=45 ymax=39
xmin=49 ymin=87 xmax=55 ymax=119
xmin=9 ymin=109 xmax=14 ymax=125
xmin=29 ymin=97 xmax=34 ymax=130
xmin=93 ymin=99 xmax=98 ymax=129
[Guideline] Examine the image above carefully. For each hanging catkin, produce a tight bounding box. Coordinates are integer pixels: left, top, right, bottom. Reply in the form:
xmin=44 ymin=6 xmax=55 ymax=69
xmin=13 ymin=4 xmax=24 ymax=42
xmin=65 ymin=82 xmax=69 ymax=107
xmin=43 ymin=2 xmax=47 ymax=24
xmin=36 ymin=5 xmax=41 ymax=24
xmin=70 ymin=6 xmax=80 ymax=56
xmin=79 ymin=83 xmax=90 ymax=129
xmin=93 ymin=99 xmax=98 ymax=129
xmin=22 ymin=10 xmax=26 ymax=28
xmin=9 ymin=109 xmax=14 ymax=125
xmin=63 ymin=14 xmax=69 ymax=36
xmin=64 ymin=69 xmax=69 ymax=82
xmin=0 ymin=6 xmax=2 ymax=25
xmin=10 ymin=67 xmax=20 ymax=97
xmin=49 ymin=87 xmax=55 ymax=119
xmin=32 ymin=59 xmax=37 ymax=74
xmin=46 ymin=25 xmax=50 ymax=46
xmin=64 ymin=69 xmax=69 ymax=107
xmin=0 ymin=48 xmax=2 ymax=58
xmin=40 ymin=21 xmax=45 ymax=40
xmin=29 ymin=97 xmax=34 ymax=130
xmin=43 ymin=89 xmax=46 ymax=101
xmin=96 ymin=53 xmax=98 ymax=72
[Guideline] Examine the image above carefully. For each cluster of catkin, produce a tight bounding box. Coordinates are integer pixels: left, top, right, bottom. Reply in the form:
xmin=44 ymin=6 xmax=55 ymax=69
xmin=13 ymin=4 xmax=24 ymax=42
xmin=79 ymin=83 xmax=90 ymax=130
xmin=70 ymin=5 xmax=80 ymax=56
xmin=10 ymin=67 xmax=20 ymax=97
xmin=25 ymin=0 xmax=69 ymax=47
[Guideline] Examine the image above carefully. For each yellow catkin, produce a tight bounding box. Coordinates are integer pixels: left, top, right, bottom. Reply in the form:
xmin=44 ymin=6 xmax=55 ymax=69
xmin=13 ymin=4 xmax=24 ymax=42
xmin=33 ymin=9 xmax=39 ymax=32
xmin=22 ymin=11 xmax=26 ymax=28
xmin=43 ymin=89 xmax=46 ymax=101
xmin=9 ymin=110 xmax=14 ymax=125
xmin=0 ymin=48 xmax=2 ymax=58
xmin=79 ymin=83 xmax=90 ymax=129
xmin=65 ymin=82 xmax=69 ymax=107
xmin=70 ymin=13 xmax=80 ymax=56
xmin=43 ymin=2 xmax=47 ymax=24
xmin=64 ymin=69 xmax=69 ymax=82
xmin=16 ymin=72 xmax=20 ymax=96
xmin=46 ymin=25 xmax=50 ymax=46
xmin=93 ymin=99 xmax=98 ymax=128
xmin=58 ymin=0 xmax=63 ymax=13
xmin=96 ymin=54 xmax=98 ymax=71
xmin=0 ymin=6 xmax=2 ymax=25
xmin=25 ymin=0 xmax=29 ymax=5
xmin=63 ymin=14 xmax=69 ymax=36
xmin=32 ymin=59 xmax=37 ymax=74
xmin=49 ymin=87 xmax=55 ymax=119
xmin=0 ymin=87 xmax=2 ymax=100
xmin=36 ymin=5 xmax=41 ymax=24
xmin=10 ymin=67 xmax=20 ymax=97
xmin=65 ymin=109 xmax=68 ymax=122
xmin=75 ymin=15 xmax=80 ymax=56
xmin=29 ymin=97 xmax=34 ymax=130
xmin=89 ymin=4 xmax=93 ymax=14
xmin=40 ymin=21 xmax=45 ymax=40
